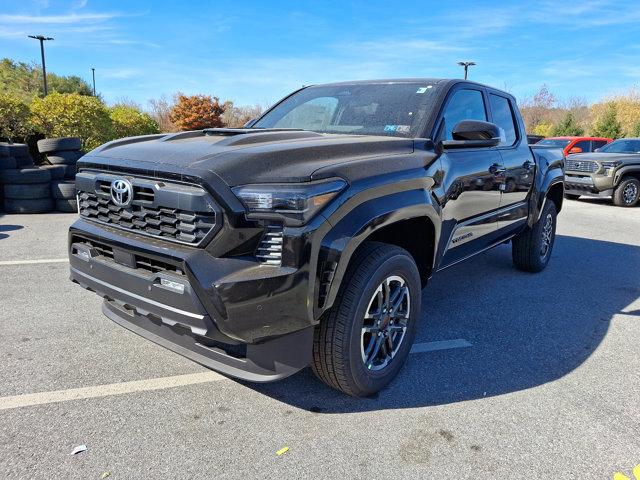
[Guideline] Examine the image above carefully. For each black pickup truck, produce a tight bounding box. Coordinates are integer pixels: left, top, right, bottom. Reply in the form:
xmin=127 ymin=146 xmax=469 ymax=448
xmin=69 ymin=79 xmax=564 ymax=396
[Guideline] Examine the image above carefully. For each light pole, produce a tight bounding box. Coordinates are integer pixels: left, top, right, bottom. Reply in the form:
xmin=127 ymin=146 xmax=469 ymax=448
xmin=28 ymin=35 xmax=54 ymax=95
xmin=457 ymin=61 xmax=476 ymax=80
xmin=91 ymin=68 xmax=96 ymax=95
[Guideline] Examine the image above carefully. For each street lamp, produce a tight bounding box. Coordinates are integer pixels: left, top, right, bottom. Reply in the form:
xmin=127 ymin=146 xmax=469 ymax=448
xmin=457 ymin=61 xmax=476 ymax=80
xmin=28 ymin=35 xmax=54 ymax=95
xmin=91 ymin=68 xmax=96 ymax=95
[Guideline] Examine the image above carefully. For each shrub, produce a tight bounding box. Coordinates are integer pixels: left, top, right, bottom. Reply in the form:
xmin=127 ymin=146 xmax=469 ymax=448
xmin=0 ymin=93 xmax=32 ymax=142
xmin=551 ymin=112 xmax=584 ymax=136
xmin=30 ymin=92 xmax=113 ymax=151
xmin=110 ymin=104 xmax=160 ymax=138
xmin=591 ymin=102 xmax=623 ymax=139
xmin=169 ymin=94 xmax=225 ymax=131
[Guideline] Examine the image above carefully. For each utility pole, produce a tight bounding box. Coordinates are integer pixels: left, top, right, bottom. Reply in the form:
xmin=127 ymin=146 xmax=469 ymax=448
xmin=457 ymin=61 xmax=476 ymax=80
xmin=91 ymin=68 xmax=96 ymax=95
xmin=28 ymin=35 xmax=54 ymax=95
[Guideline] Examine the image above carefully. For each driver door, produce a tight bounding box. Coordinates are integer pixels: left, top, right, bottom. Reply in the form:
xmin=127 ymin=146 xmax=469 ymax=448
xmin=434 ymin=87 xmax=504 ymax=269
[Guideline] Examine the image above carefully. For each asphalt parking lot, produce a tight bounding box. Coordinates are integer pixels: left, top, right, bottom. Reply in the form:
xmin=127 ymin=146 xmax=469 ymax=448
xmin=1 ymin=198 xmax=639 ymax=479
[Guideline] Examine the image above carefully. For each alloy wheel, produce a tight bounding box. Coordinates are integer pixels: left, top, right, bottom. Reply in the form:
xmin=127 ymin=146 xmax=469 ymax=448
xmin=540 ymin=212 xmax=554 ymax=258
xmin=361 ymin=275 xmax=411 ymax=371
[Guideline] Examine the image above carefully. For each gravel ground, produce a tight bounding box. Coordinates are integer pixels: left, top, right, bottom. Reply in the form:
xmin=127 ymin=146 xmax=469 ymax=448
xmin=0 ymin=199 xmax=638 ymax=479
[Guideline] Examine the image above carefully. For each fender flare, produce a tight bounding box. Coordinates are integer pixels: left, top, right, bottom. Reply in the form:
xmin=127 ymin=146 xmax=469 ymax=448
xmin=529 ymin=151 xmax=564 ymax=225
xmin=313 ymin=188 xmax=440 ymax=317
xmin=614 ymin=165 xmax=640 ymax=186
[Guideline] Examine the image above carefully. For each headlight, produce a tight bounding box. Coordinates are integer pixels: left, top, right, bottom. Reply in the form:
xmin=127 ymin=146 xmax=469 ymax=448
xmin=600 ymin=161 xmax=621 ymax=175
xmin=232 ymin=178 xmax=347 ymax=226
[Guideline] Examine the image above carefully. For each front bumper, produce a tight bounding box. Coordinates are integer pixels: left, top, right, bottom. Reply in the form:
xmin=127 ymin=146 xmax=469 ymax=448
xmin=564 ymin=173 xmax=614 ymax=197
xmin=69 ymin=218 xmax=314 ymax=382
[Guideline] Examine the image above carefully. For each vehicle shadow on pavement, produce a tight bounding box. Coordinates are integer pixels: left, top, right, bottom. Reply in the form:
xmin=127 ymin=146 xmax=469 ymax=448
xmin=0 ymin=223 xmax=24 ymax=240
xmin=245 ymin=234 xmax=640 ymax=412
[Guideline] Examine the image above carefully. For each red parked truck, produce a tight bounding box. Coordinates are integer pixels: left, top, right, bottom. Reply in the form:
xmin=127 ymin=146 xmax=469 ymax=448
xmin=536 ymin=136 xmax=612 ymax=156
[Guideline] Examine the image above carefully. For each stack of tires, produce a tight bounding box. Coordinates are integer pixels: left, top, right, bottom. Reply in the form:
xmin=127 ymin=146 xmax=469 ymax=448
xmin=37 ymin=137 xmax=82 ymax=213
xmin=0 ymin=143 xmax=54 ymax=214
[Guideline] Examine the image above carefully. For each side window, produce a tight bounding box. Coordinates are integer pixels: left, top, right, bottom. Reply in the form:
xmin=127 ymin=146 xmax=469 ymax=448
xmin=273 ymin=97 xmax=338 ymax=130
xmin=489 ymin=94 xmax=517 ymax=146
xmin=442 ymin=89 xmax=487 ymax=140
xmin=573 ymin=140 xmax=591 ymax=152
xmin=593 ymin=140 xmax=608 ymax=150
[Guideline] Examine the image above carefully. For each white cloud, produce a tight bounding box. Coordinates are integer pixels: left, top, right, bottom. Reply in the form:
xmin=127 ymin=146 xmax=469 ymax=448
xmin=0 ymin=12 xmax=120 ymax=24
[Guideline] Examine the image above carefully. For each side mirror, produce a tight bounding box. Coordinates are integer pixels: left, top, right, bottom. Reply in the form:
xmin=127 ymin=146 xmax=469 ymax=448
xmin=568 ymin=146 xmax=582 ymax=154
xmin=243 ymin=118 xmax=257 ymax=128
xmin=440 ymin=120 xmax=501 ymax=149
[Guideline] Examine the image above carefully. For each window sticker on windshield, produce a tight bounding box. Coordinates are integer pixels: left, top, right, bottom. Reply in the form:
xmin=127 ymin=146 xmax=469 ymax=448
xmin=384 ymin=125 xmax=410 ymax=133
xmin=416 ymin=86 xmax=432 ymax=94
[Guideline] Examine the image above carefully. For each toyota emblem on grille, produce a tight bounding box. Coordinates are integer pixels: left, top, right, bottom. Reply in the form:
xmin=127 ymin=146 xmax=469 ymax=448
xmin=574 ymin=162 xmax=581 ymax=169
xmin=110 ymin=179 xmax=133 ymax=207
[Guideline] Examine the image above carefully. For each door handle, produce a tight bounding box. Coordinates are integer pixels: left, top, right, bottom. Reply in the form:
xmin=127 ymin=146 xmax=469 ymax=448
xmin=489 ymin=164 xmax=506 ymax=175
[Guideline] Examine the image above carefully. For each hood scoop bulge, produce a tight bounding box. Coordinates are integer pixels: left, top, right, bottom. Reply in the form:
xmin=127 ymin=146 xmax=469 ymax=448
xmin=203 ymin=128 xmax=324 ymax=146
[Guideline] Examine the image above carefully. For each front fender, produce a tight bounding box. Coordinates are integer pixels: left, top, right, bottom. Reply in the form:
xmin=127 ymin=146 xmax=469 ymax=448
xmin=315 ymin=185 xmax=439 ymax=317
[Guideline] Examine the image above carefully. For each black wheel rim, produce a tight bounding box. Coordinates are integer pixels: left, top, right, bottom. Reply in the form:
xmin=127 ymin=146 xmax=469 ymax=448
xmin=540 ymin=212 xmax=554 ymax=258
xmin=361 ymin=275 xmax=411 ymax=371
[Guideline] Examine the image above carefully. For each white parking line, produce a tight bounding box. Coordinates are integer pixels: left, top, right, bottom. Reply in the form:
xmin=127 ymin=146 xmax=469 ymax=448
xmin=0 ymin=371 xmax=225 ymax=411
xmin=0 ymin=258 xmax=69 ymax=266
xmin=410 ymin=339 xmax=472 ymax=353
xmin=0 ymin=339 xmax=472 ymax=411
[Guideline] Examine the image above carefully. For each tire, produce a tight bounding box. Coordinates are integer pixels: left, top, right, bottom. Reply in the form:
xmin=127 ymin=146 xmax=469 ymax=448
xmin=564 ymin=193 xmax=580 ymax=200
xmin=55 ymin=198 xmax=78 ymax=213
xmin=40 ymin=164 xmax=66 ymax=180
xmin=6 ymin=143 xmax=29 ymax=156
xmin=4 ymin=182 xmax=51 ymax=199
xmin=37 ymin=137 xmax=82 ymax=154
xmin=50 ymin=180 xmax=76 ymax=199
xmin=311 ymin=241 xmax=421 ymax=397
xmin=46 ymin=151 xmax=83 ymax=165
xmin=0 ymin=167 xmax=52 ymax=184
xmin=612 ymin=176 xmax=640 ymax=207
xmin=3 ymin=197 xmax=54 ymax=214
xmin=0 ymin=156 xmax=17 ymax=170
xmin=16 ymin=155 xmax=35 ymax=168
xmin=512 ymin=201 xmax=557 ymax=273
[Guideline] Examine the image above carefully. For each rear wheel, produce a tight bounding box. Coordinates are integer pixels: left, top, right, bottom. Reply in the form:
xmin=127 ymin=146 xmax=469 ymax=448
xmin=311 ymin=242 xmax=421 ymax=397
xmin=512 ymin=201 xmax=557 ymax=273
xmin=612 ymin=177 xmax=640 ymax=207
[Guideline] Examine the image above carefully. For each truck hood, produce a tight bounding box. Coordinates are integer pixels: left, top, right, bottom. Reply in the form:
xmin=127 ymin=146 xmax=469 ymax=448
xmin=82 ymin=129 xmax=415 ymax=186
xmin=567 ymin=152 xmax=640 ymax=163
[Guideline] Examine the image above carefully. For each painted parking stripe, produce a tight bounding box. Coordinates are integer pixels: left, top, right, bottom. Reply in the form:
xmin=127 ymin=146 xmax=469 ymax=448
xmin=0 ymin=258 xmax=69 ymax=266
xmin=0 ymin=340 xmax=472 ymax=411
xmin=0 ymin=371 xmax=225 ymax=411
xmin=410 ymin=339 xmax=472 ymax=353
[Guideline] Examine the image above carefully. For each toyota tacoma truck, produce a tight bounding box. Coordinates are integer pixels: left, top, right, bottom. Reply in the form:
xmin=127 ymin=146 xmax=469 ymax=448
xmin=69 ymin=79 xmax=564 ymax=396
xmin=564 ymin=137 xmax=640 ymax=207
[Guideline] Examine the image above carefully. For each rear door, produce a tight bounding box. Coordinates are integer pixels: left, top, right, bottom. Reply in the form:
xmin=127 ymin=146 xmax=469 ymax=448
xmin=489 ymin=92 xmax=534 ymax=235
xmin=436 ymin=86 xmax=504 ymax=268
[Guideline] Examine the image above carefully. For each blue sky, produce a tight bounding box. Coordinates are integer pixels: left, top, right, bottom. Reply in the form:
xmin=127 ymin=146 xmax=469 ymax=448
xmin=1 ymin=0 xmax=639 ymax=109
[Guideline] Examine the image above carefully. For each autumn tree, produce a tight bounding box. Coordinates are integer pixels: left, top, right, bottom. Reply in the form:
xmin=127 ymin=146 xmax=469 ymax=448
xmin=222 ymin=101 xmax=264 ymax=128
xmin=551 ymin=112 xmax=584 ymax=136
xmin=169 ymin=94 xmax=225 ymax=131
xmin=591 ymin=103 xmax=623 ymax=139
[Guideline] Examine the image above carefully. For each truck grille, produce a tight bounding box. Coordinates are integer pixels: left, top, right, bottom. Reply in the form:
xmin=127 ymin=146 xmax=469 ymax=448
xmin=256 ymin=225 xmax=283 ymax=265
xmin=78 ymin=191 xmax=215 ymax=244
xmin=565 ymin=158 xmax=598 ymax=173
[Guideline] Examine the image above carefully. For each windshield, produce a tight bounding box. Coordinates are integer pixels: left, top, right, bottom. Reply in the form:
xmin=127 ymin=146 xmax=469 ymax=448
xmin=537 ymin=139 xmax=571 ymax=148
xmin=598 ymin=139 xmax=640 ymax=153
xmin=252 ymin=82 xmax=438 ymax=137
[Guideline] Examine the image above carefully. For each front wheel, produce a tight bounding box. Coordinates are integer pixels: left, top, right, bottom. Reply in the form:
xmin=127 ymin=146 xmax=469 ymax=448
xmin=612 ymin=177 xmax=640 ymax=207
xmin=512 ymin=201 xmax=557 ymax=273
xmin=311 ymin=242 xmax=421 ymax=397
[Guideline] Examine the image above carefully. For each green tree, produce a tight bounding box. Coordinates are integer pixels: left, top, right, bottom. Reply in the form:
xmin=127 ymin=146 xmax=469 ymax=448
xmin=0 ymin=93 xmax=32 ymax=142
xmin=592 ymin=103 xmax=623 ymax=139
xmin=30 ymin=92 xmax=113 ymax=150
xmin=47 ymin=74 xmax=93 ymax=96
xmin=110 ymin=104 xmax=160 ymax=138
xmin=551 ymin=112 xmax=584 ymax=136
